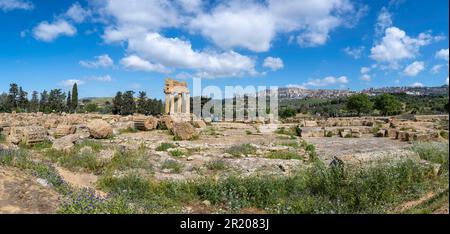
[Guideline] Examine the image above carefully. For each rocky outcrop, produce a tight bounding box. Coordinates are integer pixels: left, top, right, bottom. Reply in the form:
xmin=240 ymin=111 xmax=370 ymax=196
xmin=54 ymin=124 xmax=76 ymax=138
xmin=87 ymin=120 xmax=113 ymax=139
xmin=52 ymin=134 xmax=79 ymax=152
xmin=172 ymin=122 xmax=196 ymax=140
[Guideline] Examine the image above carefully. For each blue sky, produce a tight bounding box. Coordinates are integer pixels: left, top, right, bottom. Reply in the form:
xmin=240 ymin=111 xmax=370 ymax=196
xmin=0 ymin=0 xmax=448 ymax=99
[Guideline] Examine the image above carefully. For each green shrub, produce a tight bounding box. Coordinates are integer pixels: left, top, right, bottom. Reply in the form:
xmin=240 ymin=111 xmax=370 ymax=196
xmin=326 ymin=131 xmax=334 ymax=137
xmin=0 ymin=133 xmax=6 ymax=143
xmin=58 ymin=188 xmax=134 ymax=214
xmin=225 ymin=144 xmax=257 ymax=157
xmin=170 ymin=149 xmax=185 ymax=157
xmin=19 ymin=140 xmax=52 ymax=150
xmin=161 ymin=160 xmax=183 ymax=173
xmin=245 ymin=130 xmax=253 ymax=135
xmin=266 ymin=151 xmax=302 ymax=160
xmin=411 ymin=142 xmax=449 ymax=172
xmin=440 ymin=131 xmax=449 ymax=140
xmin=156 ymin=143 xmax=176 ymax=151
xmin=205 ymin=159 xmax=227 ymax=171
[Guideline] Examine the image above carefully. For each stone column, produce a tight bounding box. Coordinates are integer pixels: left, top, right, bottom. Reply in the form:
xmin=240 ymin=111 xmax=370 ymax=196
xmin=177 ymin=93 xmax=183 ymax=113
xmin=185 ymin=93 xmax=190 ymax=114
xmin=170 ymin=94 xmax=175 ymax=114
xmin=165 ymin=93 xmax=170 ymax=114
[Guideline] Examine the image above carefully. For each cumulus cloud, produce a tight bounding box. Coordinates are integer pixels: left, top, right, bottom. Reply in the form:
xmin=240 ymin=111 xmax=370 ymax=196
xmin=410 ymin=82 xmax=424 ymax=88
xmin=430 ymin=64 xmax=444 ymax=74
xmin=304 ymin=76 xmax=349 ymax=87
xmin=0 ymin=0 xmax=33 ymax=11
xmin=370 ymin=27 xmax=435 ymax=68
xmin=436 ymin=49 xmax=449 ymax=61
xmin=92 ymin=0 xmax=367 ymax=77
xmin=343 ymin=46 xmax=365 ymax=59
xmin=79 ymin=54 xmax=114 ymax=68
xmin=375 ymin=7 xmax=392 ymax=36
xmin=33 ymin=20 xmax=77 ymax=42
xmin=263 ymin=57 xmax=284 ymax=71
xmin=59 ymin=79 xmax=84 ymax=87
xmin=65 ymin=2 xmax=91 ymax=23
xmin=126 ymin=32 xmax=256 ymax=78
xmin=360 ymin=74 xmax=371 ymax=81
xmin=120 ymin=55 xmax=171 ymax=74
xmin=446 ymin=77 xmax=449 ymax=85
xmin=189 ymin=2 xmax=275 ymax=52
xmin=403 ymin=61 xmax=425 ymax=76
xmin=360 ymin=67 xmax=371 ymax=74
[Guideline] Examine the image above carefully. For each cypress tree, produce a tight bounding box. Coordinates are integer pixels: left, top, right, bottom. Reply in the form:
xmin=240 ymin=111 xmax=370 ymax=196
xmin=71 ymin=83 xmax=78 ymax=112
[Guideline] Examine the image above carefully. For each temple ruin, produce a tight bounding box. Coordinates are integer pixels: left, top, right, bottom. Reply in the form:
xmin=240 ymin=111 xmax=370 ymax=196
xmin=164 ymin=78 xmax=191 ymax=121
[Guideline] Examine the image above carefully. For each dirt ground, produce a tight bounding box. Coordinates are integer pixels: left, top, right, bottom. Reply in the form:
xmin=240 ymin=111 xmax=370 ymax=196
xmin=0 ymin=166 xmax=59 ymax=214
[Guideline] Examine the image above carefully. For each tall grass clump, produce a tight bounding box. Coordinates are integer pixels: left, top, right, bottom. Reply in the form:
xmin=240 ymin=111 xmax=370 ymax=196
xmin=411 ymin=142 xmax=449 ymax=172
xmin=225 ymin=144 xmax=257 ymax=157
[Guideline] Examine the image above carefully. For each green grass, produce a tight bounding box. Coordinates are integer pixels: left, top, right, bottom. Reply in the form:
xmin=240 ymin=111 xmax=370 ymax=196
xmin=266 ymin=151 xmax=303 ymax=160
xmin=225 ymin=144 xmax=257 ymax=157
xmin=403 ymin=188 xmax=449 ymax=214
xmin=0 ymin=133 xmax=6 ymax=143
xmin=161 ymin=160 xmax=183 ymax=173
xmin=279 ymin=141 xmax=300 ymax=148
xmin=205 ymin=159 xmax=227 ymax=171
xmin=410 ymin=142 xmax=449 ymax=172
xmin=155 ymin=143 xmax=176 ymax=151
xmin=0 ymin=149 xmax=70 ymax=194
xmin=169 ymin=149 xmax=185 ymax=157
xmin=18 ymin=140 xmax=52 ymax=150
xmin=245 ymin=130 xmax=253 ymax=135
xmin=440 ymin=131 xmax=449 ymax=140
xmin=74 ymin=140 xmax=104 ymax=152
xmin=103 ymin=148 xmax=153 ymax=174
xmin=92 ymin=157 xmax=441 ymax=214
xmin=119 ymin=127 xmax=138 ymax=134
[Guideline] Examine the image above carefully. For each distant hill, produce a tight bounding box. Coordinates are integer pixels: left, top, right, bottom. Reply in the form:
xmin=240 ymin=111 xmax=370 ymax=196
xmin=80 ymin=97 xmax=113 ymax=106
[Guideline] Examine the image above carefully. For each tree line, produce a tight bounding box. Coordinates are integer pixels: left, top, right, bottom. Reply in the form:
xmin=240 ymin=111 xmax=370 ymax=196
xmin=0 ymin=83 xmax=163 ymax=116
xmin=112 ymin=91 xmax=163 ymax=116
xmin=280 ymin=93 xmax=449 ymax=118
xmin=0 ymin=83 xmax=79 ymax=113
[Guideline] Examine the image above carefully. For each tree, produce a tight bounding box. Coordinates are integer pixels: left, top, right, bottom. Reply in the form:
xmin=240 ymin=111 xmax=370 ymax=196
xmin=374 ymin=94 xmax=402 ymax=116
xmin=346 ymin=93 xmax=373 ymax=116
xmin=30 ymin=91 xmax=39 ymax=112
xmin=137 ymin=91 xmax=148 ymax=114
xmin=71 ymin=83 xmax=78 ymax=112
xmin=17 ymin=87 xmax=29 ymax=111
xmin=280 ymin=108 xmax=297 ymax=119
xmin=85 ymin=103 xmax=99 ymax=113
xmin=39 ymin=90 xmax=49 ymax=113
xmin=48 ymin=89 xmax=66 ymax=113
xmin=112 ymin=92 xmax=123 ymax=115
xmin=66 ymin=91 xmax=72 ymax=112
xmin=7 ymin=83 xmax=19 ymax=110
xmin=121 ymin=91 xmax=135 ymax=115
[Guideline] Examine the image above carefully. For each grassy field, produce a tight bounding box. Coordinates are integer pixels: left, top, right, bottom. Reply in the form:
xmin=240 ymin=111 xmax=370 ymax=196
xmin=1 ymin=141 xmax=448 ymax=214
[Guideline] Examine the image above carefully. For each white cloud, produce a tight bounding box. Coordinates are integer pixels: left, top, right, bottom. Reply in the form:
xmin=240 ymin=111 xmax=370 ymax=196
xmin=430 ymin=64 xmax=444 ymax=74
xmin=0 ymin=0 xmax=33 ymax=11
xmin=370 ymin=27 xmax=435 ymax=68
xmin=189 ymin=2 xmax=275 ymax=52
xmin=446 ymin=77 xmax=449 ymax=85
xmin=263 ymin=57 xmax=284 ymax=71
xmin=410 ymin=82 xmax=424 ymax=88
xmin=344 ymin=46 xmax=365 ymax=59
xmin=120 ymin=55 xmax=171 ymax=74
xmin=404 ymin=61 xmax=425 ymax=77
xmin=126 ymin=32 xmax=256 ymax=78
xmin=90 ymin=75 xmax=112 ymax=82
xmin=304 ymin=76 xmax=349 ymax=87
xmin=375 ymin=7 xmax=392 ymax=36
xmin=59 ymin=79 xmax=84 ymax=87
xmin=360 ymin=74 xmax=371 ymax=81
xmin=33 ymin=20 xmax=77 ymax=42
xmin=179 ymin=0 xmax=203 ymax=13
xmin=80 ymin=54 xmax=114 ymax=68
xmin=436 ymin=49 xmax=449 ymax=61
xmin=65 ymin=2 xmax=91 ymax=23
xmin=360 ymin=66 xmax=371 ymax=74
